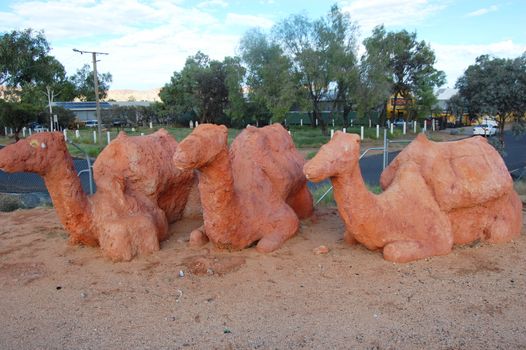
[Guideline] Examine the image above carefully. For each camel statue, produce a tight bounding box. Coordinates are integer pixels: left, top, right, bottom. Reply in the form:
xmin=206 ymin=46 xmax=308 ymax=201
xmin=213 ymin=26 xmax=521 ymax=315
xmin=172 ymin=123 xmax=313 ymax=253
xmin=0 ymin=130 xmax=199 ymax=261
xmin=380 ymin=133 xmax=522 ymax=245
xmin=303 ymin=132 xmax=522 ymax=263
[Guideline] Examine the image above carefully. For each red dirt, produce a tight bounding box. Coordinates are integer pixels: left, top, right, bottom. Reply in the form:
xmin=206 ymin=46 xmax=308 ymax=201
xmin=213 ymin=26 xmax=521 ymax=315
xmin=0 ymin=207 xmax=525 ymax=349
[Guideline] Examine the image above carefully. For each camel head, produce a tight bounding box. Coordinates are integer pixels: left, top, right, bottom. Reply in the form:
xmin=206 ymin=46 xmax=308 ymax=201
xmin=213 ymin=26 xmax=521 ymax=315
xmin=303 ymin=131 xmax=361 ymax=182
xmin=0 ymin=132 xmax=68 ymax=175
xmin=173 ymin=123 xmax=228 ymax=170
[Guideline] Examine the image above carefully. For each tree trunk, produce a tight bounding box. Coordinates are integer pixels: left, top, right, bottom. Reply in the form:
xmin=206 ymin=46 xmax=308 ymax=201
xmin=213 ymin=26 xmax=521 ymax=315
xmin=342 ymin=104 xmax=351 ymax=129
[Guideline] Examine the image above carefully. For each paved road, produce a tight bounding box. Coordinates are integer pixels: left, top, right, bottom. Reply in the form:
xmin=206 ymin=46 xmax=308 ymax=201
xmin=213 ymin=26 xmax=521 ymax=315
xmin=0 ymin=130 xmax=524 ymax=196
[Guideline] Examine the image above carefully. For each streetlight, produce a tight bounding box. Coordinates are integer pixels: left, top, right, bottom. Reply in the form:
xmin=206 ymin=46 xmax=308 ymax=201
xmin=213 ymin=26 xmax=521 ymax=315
xmin=73 ymin=48 xmax=109 ymax=145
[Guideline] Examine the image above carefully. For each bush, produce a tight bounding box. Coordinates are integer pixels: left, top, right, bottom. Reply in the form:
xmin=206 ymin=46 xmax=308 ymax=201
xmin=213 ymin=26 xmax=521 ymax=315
xmin=0 ymin=194 xmax=24 ymax=212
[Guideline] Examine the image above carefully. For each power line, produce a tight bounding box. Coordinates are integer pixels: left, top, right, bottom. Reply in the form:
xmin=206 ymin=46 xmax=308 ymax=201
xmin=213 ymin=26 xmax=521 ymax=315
xmin=72 ymin=48 xmax=109 ymax=146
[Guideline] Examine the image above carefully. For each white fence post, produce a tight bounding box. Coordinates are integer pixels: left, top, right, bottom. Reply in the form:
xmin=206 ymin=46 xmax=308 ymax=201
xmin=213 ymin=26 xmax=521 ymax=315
xmin=195 ymin=121 xmax=199 ymax=127
xmin=332 ymin=119 xmax=335 ymax=127
xmin=189 ymin=120 xmax=194 ymax=128
xmin=107 ymin=131 xmax=111 ymax=144
xmin=75 ymin=130 xmax=80 ymax=138
xmin=4 ymin=127 xmax=7 ymax=136
xmin=315 ymin=119 xmax=319 ymax=126
xmin=63 ymin=129 xmax=68 ymax=141
xmin=28 ymin=129 xmax=32 ymax=136
xmin=403 ymin=122 xmax=406 ymax=135
xmin=149 ymin=122 xmax=153 ymax=129
xmin=360 ymin=126 xmax=364 ymax=140
xmin=22 ymin=127 xmax=26 ymax=137
xmin=423 ymin=121 xmax=427 ymax=132
xmin=93 ymin=131 xmax=97 ymax=143
xmin=331 ymin=129 xmax=334 ymax=138
xmin=414 ymin=121 xmax=417 ymax=133
xmin=343 ymin=128 xmax=346 ymax=133
xmin=376 ymin=125 xmax=380 ymax=139
xmin=141 ymin=132 xmax=144 ymax=136
xmin=300 ymin=119 xmax=303 ymax=126
xmin=390 ymin=123 xmax=394 ymax=134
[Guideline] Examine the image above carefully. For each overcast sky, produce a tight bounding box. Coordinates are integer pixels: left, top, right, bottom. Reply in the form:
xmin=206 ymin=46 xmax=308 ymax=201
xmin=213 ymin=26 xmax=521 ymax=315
xmin=1 ymin=0 xmax=524 ymax=90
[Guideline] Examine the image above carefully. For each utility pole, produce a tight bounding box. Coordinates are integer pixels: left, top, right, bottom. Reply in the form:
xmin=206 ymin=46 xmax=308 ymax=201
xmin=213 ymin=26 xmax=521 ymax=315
xmin=73 ymin=48 xmax=109 ymax=145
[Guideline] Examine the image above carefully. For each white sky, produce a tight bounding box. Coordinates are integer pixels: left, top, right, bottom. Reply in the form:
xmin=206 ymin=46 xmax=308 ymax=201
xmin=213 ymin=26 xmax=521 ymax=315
xmin=1 ymin=0 xmax=524 ymax=90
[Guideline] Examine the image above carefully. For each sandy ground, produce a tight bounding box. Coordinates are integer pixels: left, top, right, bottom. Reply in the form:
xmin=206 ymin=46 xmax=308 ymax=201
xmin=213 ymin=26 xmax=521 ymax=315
xmin=0 ymin=206 xmax=525 ymax=350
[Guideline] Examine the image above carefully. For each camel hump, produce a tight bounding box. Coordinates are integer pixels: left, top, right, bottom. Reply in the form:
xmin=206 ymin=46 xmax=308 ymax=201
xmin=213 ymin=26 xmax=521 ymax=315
xmin=382 ymin=135 xmax=512 ymax=211
xmin=153 ymin=128 xmax=169 ymax=137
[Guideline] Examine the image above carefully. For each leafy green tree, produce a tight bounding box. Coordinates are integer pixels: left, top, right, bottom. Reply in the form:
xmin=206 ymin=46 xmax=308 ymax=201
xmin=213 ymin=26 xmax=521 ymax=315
xmin=361 ymin=25 xmax=445 ymax=124
xmin=273 ymin=13 xmax=332 ymax=133
xmin=322 ymin=5 xmax=359 ymax=127
xmin=0 ymin=100 xmax=38 ymax=141
xmin=160 ymin=51 xmax=244 ymax=124
xmin=0 ymin=29 xmax=50 ymax=88
xmin=456 ymin=53 xmax=526 ymax=145
xmin=71 ymin=64 xmax=112 ymax=101
xmin=240 ymin=28 xmax=297 ymax=123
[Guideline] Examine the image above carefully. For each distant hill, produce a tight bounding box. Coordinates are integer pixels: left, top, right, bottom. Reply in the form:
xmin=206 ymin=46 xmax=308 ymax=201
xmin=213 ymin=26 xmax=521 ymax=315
xmin=105 ymin=88 xmax=161 ymax=102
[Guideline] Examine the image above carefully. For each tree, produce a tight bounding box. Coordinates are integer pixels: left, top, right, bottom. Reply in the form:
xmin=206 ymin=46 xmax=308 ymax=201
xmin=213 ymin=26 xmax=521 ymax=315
xmin=322 ymin=5 xmax=359 ymax=127
xmin=456 ymin=53 xmax=526 ymax=146
xmin=160 ymin=52 xmax=244 ymax=125
xmin=0 ymin=101 xmax=37 ymax=141
xmin=0 ymin=29 xmax=50 ymax=88
xmin=273 ymin=13 xmax=332 ymax=133
xmin=361 ymin=25 xmax=445 ymax=124
xmin=240 ymin=28 xmax=298 ymax=123
xmin=71 ymin=64 xmax=112 ymax=101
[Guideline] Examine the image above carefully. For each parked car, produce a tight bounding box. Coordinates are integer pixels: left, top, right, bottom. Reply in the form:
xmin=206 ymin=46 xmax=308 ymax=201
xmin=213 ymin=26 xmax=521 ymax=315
xmin=473 ymin=124 xmax=497 ymax=136
xmin=85 ymin=120 xmax=98 ymax=128
xmin=391 ymin=119 xmax=414 ymax=128
xmin=32 ymin=124 xmax=49 ymax=132
xmin=112 ymin=118 xmax=128 ymax=128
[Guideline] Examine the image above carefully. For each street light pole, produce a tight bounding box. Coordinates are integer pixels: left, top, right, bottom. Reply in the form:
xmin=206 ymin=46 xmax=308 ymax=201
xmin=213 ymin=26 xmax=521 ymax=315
xmin=73 ymin=48 xmax=108 ymax=145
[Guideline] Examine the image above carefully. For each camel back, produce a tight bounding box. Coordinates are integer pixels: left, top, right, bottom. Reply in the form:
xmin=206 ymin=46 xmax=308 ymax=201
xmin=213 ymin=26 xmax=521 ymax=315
xmin=230 ymin=124 xmax=306 ymax=198
xmin=93 ymin=129 xmax=194 ymax=200
xmin=380 ymin=134 xmax=512 ymax=211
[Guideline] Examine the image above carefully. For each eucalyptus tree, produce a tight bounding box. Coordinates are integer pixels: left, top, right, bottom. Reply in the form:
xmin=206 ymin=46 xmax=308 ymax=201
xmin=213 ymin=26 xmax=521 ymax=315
xmin=361 ymin=25 xmax=445 ymax=123
xmin=71 ymin=64 xmax=113 ymax=101
xmin=322 ymin=5 xmax=359 ymax=127
xmin=273 ymin=12 xmax=332 ymax=133
xmin=160 ymin=51 xmax=245 ymax=124
xmin=456 ymin=53 xmax=526 ymax=145
xmin=239 ymin=28 xmax=297 ymax=123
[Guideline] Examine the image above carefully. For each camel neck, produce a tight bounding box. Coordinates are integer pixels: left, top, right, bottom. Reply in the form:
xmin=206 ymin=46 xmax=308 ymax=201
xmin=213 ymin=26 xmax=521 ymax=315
xmin=197 ymin=148 xmax=238 ymax=217
xmin=44 ymin=154 xmax=92 ymax=239
xmin=331 ymin=161 xmax=378 ymax=218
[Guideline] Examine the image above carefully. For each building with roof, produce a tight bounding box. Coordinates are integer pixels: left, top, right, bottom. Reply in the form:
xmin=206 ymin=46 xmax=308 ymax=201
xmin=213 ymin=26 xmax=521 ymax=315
xmin=52 ymin=101 xmax=152 ymax=121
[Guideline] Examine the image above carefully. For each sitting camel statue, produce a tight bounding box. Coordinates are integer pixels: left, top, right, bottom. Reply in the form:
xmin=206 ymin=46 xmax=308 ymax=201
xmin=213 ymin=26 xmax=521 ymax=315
xmin=380 ymin=133 xmax=522 ymax=245
xmin=303 ymin=132 xmax=522 ymax=263
xmin=0 ymin=130 xmax=199 ymax=261
xmin=172 ymin=123 xmax=313 ymax=253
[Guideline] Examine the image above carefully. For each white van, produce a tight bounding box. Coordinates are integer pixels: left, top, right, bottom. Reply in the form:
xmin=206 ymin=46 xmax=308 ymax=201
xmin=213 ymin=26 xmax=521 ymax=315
xmin=85 ymin=120 xmax=98 ymax=128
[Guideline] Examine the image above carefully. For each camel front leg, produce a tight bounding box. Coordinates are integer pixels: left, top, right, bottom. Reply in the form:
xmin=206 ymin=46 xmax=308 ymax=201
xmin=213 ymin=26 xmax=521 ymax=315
xmin=286 ymin=183 xmax=314 ymax=219
xmin=256 ymin=205 xmax=299 ymax=253
xmin=189 ymin=225 xmax=209 ymax=247
xmin=99 ymin=215 xmax=162 ymax=262
xmin=383 ymin=238 xmax=452 ymax=263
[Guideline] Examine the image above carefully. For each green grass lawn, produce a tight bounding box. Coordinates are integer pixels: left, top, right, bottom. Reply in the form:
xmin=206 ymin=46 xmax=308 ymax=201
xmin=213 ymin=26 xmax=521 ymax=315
xmin=1 ymin=123 xmax=427 ymax=158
